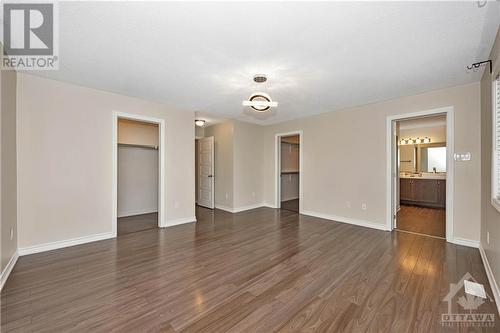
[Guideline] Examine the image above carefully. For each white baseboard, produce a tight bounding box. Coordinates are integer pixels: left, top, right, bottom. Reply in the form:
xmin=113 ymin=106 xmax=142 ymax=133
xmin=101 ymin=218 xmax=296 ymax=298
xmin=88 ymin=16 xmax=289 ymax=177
xmin=301 ymin=210 xmax=390 ymax=231
xmin=163 ymin=216 xmax=196 ymax=227
xmin=18 ymin=232 xmax=115 ymax=256
xmin=449 ymin=237 xmax=480 ymax=248
xmin=117 ymin=208 xmax=157 ymax=218
xmin=262 ymin=203 xmax=278 ymax=209
xmin=215 ymin=203 xmax=266 ymax=213
xmin=214 ymin=204 xmax=234 ymax=212
xmin=0 ymin=250 xmax=19 ymax=291
xmin=17 ymin=216 xmax=197 ymax=257
xmin=479 ymin=244 xmax=500 ymax=316
xmin=233 ymin=203 xmax=266 ymax=213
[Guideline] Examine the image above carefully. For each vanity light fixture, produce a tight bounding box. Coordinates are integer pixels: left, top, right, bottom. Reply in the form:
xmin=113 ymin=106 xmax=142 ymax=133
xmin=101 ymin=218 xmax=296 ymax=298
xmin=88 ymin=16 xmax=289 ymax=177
xmin=399 ymin=137 xmax=431 ymax=145
xmin=195 ymin=119 xmax=206 ymax=127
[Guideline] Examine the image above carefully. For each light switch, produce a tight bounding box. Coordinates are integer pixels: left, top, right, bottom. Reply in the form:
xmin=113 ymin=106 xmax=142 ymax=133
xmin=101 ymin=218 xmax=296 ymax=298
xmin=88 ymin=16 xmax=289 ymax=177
xmin=454 ymin=152 xmax=471 ymax=161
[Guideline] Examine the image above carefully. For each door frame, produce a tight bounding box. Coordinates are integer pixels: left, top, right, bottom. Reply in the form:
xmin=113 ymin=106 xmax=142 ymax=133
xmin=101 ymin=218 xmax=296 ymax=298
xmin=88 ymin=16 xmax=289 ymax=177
xmin=196 ymin=136 xmax=215 ymax=209
xmin=386 ymin=106 xmax=454 ymax=241
xmin=275 ymin=130 xmax=303 ymax=213
xmin=112 ymin=111 xmax=166 ymax=237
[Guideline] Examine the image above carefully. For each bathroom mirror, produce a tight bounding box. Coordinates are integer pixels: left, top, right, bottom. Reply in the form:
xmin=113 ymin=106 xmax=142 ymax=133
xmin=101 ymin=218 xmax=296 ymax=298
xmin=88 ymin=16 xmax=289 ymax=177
xmin=419 ymin=145 xmax=446 ymax=172
xmin=399 ymin=143 xmax=446 ymax=173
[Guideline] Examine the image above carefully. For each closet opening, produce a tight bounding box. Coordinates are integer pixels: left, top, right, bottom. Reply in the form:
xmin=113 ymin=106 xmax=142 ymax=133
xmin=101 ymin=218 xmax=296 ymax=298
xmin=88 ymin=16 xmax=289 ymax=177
xmin=276 ymin=132 xmax=302 ymax=213
xmin=113 ymin=113 xmax=165 ymax=236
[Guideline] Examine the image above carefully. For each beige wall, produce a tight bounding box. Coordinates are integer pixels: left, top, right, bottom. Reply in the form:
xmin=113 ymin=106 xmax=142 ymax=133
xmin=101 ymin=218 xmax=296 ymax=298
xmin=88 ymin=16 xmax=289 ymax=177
xmin=194 ymin=127 xmax=204 ymax=203
xmin=233 ymin=121 xmax=265 ymax=208
xmin=399 ymin=146 xmax=416 ymax=172
xmin=1 ymin=69 xmax=18 ymax=272
xmin=263 ymin=82 xmax=482 ymax=242
xmin=118 ymin=119 xmax=159 ymax=146
xmin=481 ymin=30 xmax=500 ymax=300
xmin=204 ymin=120 xmax=265 ymax=210
xmin=195 ymin=126 xmax=205 ymax=138
xmin=17 ymin=74 xmax=195 ymax=249
xmin=204 ymin=121 xmax=234 ymax=208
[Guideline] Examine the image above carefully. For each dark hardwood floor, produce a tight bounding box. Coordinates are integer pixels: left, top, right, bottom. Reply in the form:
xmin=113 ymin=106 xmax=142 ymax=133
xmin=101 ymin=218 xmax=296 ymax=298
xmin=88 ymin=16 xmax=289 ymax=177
xmin=397 ymin=205 xmax=446 ymax=238
xmin=281 ymin=199 xmax=299 ymax=213
xmin=117 ymin=212 xmax=158 ymax=236
xmin=2 ymin=206 xmax=497 ymax=332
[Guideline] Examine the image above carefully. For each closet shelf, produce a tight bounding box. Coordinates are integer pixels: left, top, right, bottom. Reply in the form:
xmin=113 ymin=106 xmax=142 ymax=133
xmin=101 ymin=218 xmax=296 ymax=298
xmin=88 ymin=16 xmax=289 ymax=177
xmin=281 ymin=170 xmax=299 ymax=175
xmin=118 ymin=143 xmax=158 ymax=150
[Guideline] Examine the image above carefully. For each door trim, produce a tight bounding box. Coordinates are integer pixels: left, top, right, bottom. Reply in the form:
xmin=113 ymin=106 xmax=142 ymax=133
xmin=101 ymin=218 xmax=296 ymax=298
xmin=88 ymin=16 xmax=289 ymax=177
xmin=112 ymin=111 xmax=166 ymax=237
xmin=275 ymin=131 xmax=303 ymax=213
xmin=386 ymin=106 xmax=454 ymax=242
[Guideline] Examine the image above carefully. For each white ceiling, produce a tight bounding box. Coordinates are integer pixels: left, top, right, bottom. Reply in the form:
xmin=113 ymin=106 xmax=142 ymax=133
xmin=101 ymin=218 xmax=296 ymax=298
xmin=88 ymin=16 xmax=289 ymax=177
xmin=28 ymin=1 xmax=499 ymax=125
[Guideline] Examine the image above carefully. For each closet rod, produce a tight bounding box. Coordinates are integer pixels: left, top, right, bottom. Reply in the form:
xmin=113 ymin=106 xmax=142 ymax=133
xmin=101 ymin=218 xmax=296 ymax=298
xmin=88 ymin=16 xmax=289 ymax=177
xmin=118 ymin=143 xmax=158 ymax=150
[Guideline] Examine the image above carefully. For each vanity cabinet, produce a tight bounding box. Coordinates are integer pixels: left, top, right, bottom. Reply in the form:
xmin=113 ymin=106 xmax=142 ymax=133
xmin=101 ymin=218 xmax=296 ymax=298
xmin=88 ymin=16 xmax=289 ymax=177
xmin=400 ymin=178 xmax=446 ymax=208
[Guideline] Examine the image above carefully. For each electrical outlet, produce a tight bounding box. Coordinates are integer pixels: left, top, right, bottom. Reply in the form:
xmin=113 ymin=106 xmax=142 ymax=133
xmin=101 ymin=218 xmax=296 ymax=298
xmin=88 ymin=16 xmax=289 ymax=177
xmin=361 ymin=203 xmax=367 ymax=210
xmin=346 ymin=201 xmax=351 ymax=208
xmin=225 ymin=192 xmax=229 ymax=200
xmin=252 ymin=192 xmax=256 ymax=198
xmin=10 ymin=228 xmax=13 ymax=241
xmin=487 ymin=231 xmax=490 ymax=245
xmin=174 ymin=201 xmax=180 ymax=209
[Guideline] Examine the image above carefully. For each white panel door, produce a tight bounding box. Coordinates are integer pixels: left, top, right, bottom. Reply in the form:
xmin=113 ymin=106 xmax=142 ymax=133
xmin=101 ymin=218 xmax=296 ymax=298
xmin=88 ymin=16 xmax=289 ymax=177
xmin=198 ymin=136 xmax=214 ymax=209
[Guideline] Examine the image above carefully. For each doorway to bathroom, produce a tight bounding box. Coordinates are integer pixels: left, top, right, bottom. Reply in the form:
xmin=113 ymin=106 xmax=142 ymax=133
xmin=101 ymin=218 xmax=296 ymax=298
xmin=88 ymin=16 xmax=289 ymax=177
xmin=388 ymin=109 xmax=453 ymax=240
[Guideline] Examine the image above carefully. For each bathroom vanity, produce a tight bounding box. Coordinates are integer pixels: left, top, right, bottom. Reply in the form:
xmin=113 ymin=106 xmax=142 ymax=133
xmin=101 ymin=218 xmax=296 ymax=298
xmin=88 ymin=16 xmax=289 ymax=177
xmin=400 ymin=174 xmax=446 ymax=208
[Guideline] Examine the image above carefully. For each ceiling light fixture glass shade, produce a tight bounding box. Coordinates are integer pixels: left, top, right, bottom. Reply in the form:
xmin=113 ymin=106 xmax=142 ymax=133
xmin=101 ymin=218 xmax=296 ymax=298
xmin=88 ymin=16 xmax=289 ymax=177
xmin=242 ymin=92 xmax=278 ymax=112
xmin=195 ymin=119 xmax=205 ymax=127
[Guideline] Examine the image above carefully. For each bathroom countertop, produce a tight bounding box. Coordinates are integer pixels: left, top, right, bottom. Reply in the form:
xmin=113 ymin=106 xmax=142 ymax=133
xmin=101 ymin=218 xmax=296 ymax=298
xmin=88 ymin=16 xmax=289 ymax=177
xmin=400 ymin=174 xmax=446 ymax=180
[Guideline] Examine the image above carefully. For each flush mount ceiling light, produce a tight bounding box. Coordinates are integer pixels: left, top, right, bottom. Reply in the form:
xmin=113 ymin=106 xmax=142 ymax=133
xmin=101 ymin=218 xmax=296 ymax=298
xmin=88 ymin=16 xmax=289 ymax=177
xmin=242 ymin=92 xmax=278 ymax=112
xmin=195 ymin=119 xmax=205 ymax=127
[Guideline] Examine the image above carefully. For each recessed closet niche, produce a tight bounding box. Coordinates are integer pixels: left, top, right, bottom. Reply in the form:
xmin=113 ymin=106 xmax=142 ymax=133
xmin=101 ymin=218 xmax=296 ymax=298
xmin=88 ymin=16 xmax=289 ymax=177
xmin=117 ymin=119 xmax=159 ymax=235
xmin=280 ymin=135 xmax=300 ymax=212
